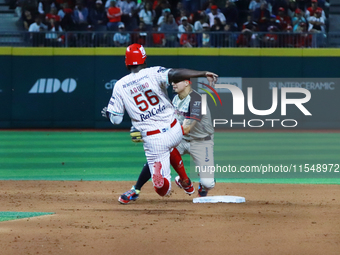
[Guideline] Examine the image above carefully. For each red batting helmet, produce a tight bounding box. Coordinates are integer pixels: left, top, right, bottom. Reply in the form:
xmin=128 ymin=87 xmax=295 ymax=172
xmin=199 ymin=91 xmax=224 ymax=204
xmin=125 ymin=43 xmax=147 ymax=66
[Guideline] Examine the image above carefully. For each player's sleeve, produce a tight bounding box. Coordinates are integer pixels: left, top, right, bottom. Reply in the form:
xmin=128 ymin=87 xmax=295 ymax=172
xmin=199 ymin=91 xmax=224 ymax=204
xmin=186 ymin=92 xmax=202 ymax=121
xmin=152 ymin=66 xmax=171 ymax=89
xmin=107 ymin=85 xmax=125 ymax=124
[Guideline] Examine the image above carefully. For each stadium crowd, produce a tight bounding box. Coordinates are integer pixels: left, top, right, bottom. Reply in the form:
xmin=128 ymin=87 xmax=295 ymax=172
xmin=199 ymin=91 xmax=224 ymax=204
xmin=13 ymin=0 xmax=329 ymax=47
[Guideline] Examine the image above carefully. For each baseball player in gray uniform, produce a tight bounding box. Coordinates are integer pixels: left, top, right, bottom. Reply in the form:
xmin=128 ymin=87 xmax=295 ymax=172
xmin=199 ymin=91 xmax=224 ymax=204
xmin=119 ymin=78 xmax=215 ymax=204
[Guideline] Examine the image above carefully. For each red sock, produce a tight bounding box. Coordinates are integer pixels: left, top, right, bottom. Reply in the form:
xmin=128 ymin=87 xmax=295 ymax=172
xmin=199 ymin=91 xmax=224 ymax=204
xmin=154 ymin=178 xmax=170 ymax=196
xmin=170 ymin=148 xmax=189 ymax=181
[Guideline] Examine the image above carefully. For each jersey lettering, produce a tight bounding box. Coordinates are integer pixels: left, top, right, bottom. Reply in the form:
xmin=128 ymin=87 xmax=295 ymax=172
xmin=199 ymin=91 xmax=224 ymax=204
xmin=133 ymin=89 xmax=160 ymax=112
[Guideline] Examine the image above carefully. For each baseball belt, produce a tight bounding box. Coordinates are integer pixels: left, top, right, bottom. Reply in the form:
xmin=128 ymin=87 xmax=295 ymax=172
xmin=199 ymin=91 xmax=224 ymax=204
xmin=145 ymin=119 xmax=177 ymax=136
xmin=184 ymin=135 xmax=212 ymax=142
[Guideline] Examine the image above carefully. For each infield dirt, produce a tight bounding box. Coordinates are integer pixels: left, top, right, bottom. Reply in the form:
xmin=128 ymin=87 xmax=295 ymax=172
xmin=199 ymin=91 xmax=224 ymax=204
xmin=0 ymin=181 xmax=339 ymax=255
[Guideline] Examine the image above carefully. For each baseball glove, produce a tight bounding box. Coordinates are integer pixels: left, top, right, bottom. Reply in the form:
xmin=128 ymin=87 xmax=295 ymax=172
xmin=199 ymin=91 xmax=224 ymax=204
xmin=130 ymin=126 xmax=143 ymax=143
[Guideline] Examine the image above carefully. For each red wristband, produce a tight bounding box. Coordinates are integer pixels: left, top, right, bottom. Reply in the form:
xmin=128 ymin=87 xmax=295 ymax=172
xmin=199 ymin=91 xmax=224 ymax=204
xmin=181 ymin=125 xmax=184 ymax=135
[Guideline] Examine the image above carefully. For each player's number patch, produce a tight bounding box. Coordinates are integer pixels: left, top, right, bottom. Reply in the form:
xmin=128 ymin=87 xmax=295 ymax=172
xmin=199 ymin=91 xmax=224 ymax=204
xmin=133 ymin=89 xmax=160 ymax=112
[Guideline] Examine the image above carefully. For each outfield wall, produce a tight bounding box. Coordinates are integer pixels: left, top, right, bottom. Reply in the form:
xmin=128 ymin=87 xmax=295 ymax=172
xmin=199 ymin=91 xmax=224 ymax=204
xmin=0 ymin=47 xmax=339 ymax=129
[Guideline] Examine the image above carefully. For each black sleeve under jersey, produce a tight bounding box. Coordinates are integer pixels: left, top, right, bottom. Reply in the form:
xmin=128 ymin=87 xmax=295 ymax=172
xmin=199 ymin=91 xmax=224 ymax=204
xmin=185 ymin=91 xmax=202 ymax=121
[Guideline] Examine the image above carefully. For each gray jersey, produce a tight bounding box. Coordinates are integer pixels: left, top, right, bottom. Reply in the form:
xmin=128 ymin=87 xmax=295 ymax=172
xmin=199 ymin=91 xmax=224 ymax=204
xmin=172 ymin=89 xmax=214 ymax=140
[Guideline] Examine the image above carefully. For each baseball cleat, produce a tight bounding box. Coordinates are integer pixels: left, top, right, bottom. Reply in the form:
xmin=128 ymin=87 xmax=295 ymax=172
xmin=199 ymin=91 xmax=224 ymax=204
xmin=198 ymin=182 xmax=208 ymax=197
xmin=152 ymin=162 xmax=164 ymax=188
xmin=175 ymin=176 xmax=195 ymax=195
xmin=118 ymin=186 xmax=140 ymax=204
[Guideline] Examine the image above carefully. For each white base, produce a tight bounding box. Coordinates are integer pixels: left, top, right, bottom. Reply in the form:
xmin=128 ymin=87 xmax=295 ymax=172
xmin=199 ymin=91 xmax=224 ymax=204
xmin=193 ymin=195 xmax=246 ymax=204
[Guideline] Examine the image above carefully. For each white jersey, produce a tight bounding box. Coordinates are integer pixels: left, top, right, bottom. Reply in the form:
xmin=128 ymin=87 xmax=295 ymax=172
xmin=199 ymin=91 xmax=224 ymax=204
xmin=107 ymin=66 xmax=175 ymax=132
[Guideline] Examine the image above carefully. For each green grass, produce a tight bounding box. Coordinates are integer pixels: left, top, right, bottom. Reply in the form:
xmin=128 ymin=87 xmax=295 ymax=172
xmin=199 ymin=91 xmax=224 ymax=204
xmin=0 ymin=131 xmax=339 ymax=184
xmin=0 ymin=212 xmax=55 ymax=222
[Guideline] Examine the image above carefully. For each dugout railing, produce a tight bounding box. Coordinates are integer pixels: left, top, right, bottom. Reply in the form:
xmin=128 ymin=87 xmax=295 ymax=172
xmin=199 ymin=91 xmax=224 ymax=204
xmin=0 ymin=31 xmax=332 ymax=48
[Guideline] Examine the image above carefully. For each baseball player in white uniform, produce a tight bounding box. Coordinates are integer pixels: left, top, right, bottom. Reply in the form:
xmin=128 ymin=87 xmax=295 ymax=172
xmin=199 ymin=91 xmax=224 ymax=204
xmin=104 ymin=43 xmax=218 ymax=199
xmin=118 ymin=78 xmax=215 ymax=204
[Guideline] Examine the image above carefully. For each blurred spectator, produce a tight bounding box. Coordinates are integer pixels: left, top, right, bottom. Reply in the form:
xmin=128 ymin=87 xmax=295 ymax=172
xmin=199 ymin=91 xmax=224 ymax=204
xmin=132 ymin=21 xmax=148 ymax=45
xmin=136 ymin=0 xmax=147 ymax=12
xmin=152 ymin=24 xmax=166 ymax=46
xmin=287 ymin=0 xmax=297 ymax=18
xmin=222 ymin=23 xmax=238 ymax=47
xmin=294 ymin=22 xmax=312 ymax=47
xmin=276 ymin=7 xmax=291 ymax=30
xmin=242 ymin=15 xmax=258 ymax=30
xmin=38 ymin=0 xmax=56 ymax=16
xmin=15 ymin=0 xmax=23 ymax=18
xmin=159 ymin=14 xmax=178 ymax=47
xmin=272 ymin=0 xmax=288 ymax=15
xmin=58 ymin=3 xmax=73 ymax=20
xmin=292 ymin=8 xmax=306 ymax=31
xmin=182 ymin=0 xmax=199 ymax=13
xmin=205 ymin=2 xmax=221 ymax=14
xmin=249 ymin=0 xmax=262 ymax=12
xmin=88 ymin=0 xmax=107 ymax=46
xmin=105 ymin=0 xmax=118 ymax=9
xmin=119 ymin=0 xmax=137 ymax=30
xmin=201 ymin=22 xmax=211 ymax=47
xmin=45 ymin=17 xmax=63 ymax=46
xmin=180 ymin=25 xmax=196 ymax=47
xmin=29 ymin=16 xmax=48 ymax=31
xmin=296 ymin=0 xmax=308 ymax=11
xmin=113 ymin=23 xmax=131 ymax=46
xmin=45 ymin=6 xmax=61 ymax=22
xmin=60 ymin=5 xmax=75 ymax=31
xmin=253 ymin=2 xmax=270 ymax=31
xmin=210 ymin=16 xmax=224 ymax=47
xmin=266 ymin=0 xmax=274 ymax=13
xmin=22 ymin=9 xmax=35 ymax=31
xmin=222 ymin=0 xmax=238 ymax=29
xmin=294 ymin=21 xmax=307 ymax=32
xmin=29 ymin=16 xmax=48 ymax=46
xmin=237 ymin=24 xmax=259 ymax=47
xmin=178 ymin=16 xmax=194 ymax=39
xmin=193 ymin=11 xmax=207 ymax=46
xmin=89 ymin=0 xmax=107 ymax=30
xmin=207 ymin=5 xmax=226 ymax=27
xmin=237 ymin=29 xmax=253 ymax=47
xmin=201 ymin=0 xmax=215 ymax=11
xmin=317 ymin=0 xmax=328 ymax=9
xmin=308 ymin=8 xmax=326 ymax=47
xmin=268 ymin=14 xmax=281 ymax=30
xmin=318 ymin=0 xmax=329 ymax=9
xmin=306 ymin=0 xmax=325 ymax=19
xmin=263 ymin=25 xmax=279 ymax=47
xmin=308 ymin=9 xmax=325 ymax=32
xmin=73 ymin=0 xmax=89 ymax=30
xmin=176 ymin=9 xmax=188 ymax=25
xmin=173 ymin=2 xmax=184 ymax=19
xmin=13 ymin=0 xmax=333 ymax=49
xmin=107 ymin=0 xmax=122 ymax=31
xmin=139 ymin=1 xmax=154 ymax=31
xmin=283 ymin=24 xmax=294 ymax=47
xmin=210 ymin=16 xmax=224 ymax=31
xmin=194 ymin=11 xmax=208 ymax=32
xmin=157 ymin=8 xmax=171 ymax=25
xmin=153 ymin=0 xmax=171 ymax=26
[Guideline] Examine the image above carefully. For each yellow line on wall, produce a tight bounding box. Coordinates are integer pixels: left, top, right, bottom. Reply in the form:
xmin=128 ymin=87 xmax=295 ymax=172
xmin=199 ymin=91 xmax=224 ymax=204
xmin=0 ymin=47 xmax=12 ymax=55
xmin=12 ymin=47 xmax=54 ymax=56
xmin=2 ymin=47 xmax=340 ymax=57
xmin=302 ymin=48 xmax=340 ymax=56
